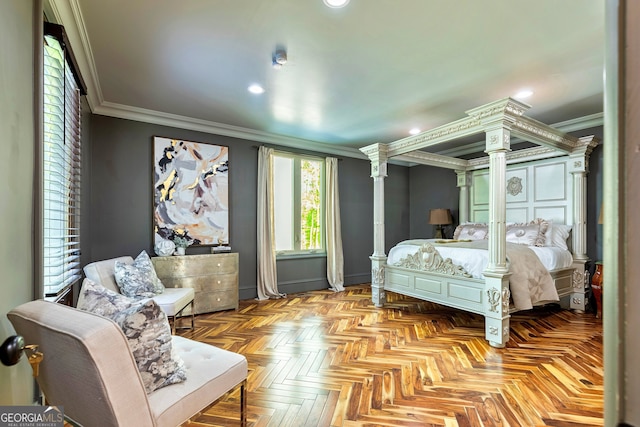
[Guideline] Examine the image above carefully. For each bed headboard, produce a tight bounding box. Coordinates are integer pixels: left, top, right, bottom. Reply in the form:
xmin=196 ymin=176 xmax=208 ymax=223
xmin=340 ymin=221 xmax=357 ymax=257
xmin=469 ymin=155 xmax=573 ymax=226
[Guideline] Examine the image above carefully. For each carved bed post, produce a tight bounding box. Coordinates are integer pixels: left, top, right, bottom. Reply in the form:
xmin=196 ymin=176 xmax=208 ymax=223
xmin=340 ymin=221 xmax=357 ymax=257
xmin=360 ymin=143 xmax=388 ymax=307
xmin=456 ymin=170 xmax=471 ymax=224
xmin=482 ymin=124 xmax=512 ymax=348
xmin=569 ymin=135 xmax=599 ymax=312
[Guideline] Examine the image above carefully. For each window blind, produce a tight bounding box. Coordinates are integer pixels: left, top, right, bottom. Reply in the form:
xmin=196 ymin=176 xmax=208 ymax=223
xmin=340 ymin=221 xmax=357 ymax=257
xmin=42 ymin=28 xmax=83 ymax=297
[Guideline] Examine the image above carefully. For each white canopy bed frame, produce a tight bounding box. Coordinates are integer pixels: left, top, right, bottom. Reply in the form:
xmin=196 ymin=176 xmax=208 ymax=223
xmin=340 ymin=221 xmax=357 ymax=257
xmin=360 ymin=98 xmax=598 ymax=348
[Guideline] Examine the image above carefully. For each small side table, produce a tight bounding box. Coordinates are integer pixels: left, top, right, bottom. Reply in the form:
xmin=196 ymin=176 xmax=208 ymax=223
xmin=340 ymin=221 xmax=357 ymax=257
xmin=591 ymin=262 xmax=603 ymax=318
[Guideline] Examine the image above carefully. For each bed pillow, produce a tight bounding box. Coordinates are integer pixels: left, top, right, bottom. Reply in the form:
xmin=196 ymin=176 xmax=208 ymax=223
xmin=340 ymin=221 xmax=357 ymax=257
xmin=505 ymin=219 xmax=549 ymax=246
xmin=114 ymin=250 xmax=165 ymax=298
xmin=453 ymin=223 xmax=488 ymax=240
xmin=77 ymin=279 xmax=186 ymax=393
xmin=545 ymin=223 xmax=572 ymax=250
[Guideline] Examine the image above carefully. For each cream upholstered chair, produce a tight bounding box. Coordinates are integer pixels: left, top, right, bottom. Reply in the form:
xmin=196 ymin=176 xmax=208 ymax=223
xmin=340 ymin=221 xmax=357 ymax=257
xmin=7 ymin=300 xmax=247 ymax=427
xmin=82 ymin=256 xmax=195 ymax=334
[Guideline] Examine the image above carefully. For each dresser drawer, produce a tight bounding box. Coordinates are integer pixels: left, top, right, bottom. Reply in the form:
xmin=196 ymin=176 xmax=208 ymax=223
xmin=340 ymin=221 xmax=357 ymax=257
xmin=153 ymin=253 xmax=237 ymax=277
xmin=195 ymin=289 xmax=239 ymax=313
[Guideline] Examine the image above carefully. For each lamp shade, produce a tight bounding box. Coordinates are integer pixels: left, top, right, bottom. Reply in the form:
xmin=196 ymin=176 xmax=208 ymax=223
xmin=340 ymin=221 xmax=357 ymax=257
xmin=598 ymin=203 xmax=604 ymax=224
xmin=429 ymin=208 xmax=452 ymax=225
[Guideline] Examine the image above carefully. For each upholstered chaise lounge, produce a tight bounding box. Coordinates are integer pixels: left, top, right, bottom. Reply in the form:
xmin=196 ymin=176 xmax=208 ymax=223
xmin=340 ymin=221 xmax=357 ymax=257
xmin=82 ymin=256 xmax=195 ymax=333
xmin=7 ymin=300 xmax=247 ymax=426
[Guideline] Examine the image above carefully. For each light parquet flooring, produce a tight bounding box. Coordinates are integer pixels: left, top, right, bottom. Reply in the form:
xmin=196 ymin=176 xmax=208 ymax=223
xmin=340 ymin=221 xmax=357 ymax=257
xmin=177 ymin=284 xmax=603 ymax=427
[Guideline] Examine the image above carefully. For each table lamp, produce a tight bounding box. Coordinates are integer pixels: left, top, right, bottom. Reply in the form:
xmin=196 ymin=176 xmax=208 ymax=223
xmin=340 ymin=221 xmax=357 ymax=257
xmin=429 ymin=208 xmax=452 ymax=239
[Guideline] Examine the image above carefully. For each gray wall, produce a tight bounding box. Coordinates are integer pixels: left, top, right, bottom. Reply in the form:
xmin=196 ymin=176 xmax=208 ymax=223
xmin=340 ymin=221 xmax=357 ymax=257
xmin=0 ymin=0 xmax=36 ymax=405
xmin=86 ymin=115 xmax=410 ymax=299
xmin=409 ymin=166 xmax=460 ymax=240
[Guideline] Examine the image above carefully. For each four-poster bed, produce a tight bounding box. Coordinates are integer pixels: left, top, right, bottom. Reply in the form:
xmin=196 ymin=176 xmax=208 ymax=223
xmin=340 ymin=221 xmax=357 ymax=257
xmin=360 ymin=98 xmax=598 ymax=348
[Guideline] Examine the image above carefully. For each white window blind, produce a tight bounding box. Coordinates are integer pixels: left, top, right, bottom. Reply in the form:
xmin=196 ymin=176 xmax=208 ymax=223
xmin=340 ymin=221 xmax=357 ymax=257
xmin=43 ymin=26 xmax=83 ymax=297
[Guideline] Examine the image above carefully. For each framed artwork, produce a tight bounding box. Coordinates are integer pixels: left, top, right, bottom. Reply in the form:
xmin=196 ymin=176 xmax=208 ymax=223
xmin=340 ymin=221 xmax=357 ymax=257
xmin=153 ymin=136 xmax=229 ymax=246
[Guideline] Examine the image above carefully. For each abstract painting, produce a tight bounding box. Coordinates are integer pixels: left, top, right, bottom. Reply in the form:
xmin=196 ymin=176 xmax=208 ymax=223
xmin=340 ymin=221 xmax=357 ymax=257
xmin=153 ymin=136 xmax=229 ymax=246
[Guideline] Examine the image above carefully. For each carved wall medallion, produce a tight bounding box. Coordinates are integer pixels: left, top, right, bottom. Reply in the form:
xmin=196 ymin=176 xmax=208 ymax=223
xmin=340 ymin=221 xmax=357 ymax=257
xmin=506 ymin=176 xmax=523 ymax=196
xmin=394 ymin=243 xmax=471 ymax=277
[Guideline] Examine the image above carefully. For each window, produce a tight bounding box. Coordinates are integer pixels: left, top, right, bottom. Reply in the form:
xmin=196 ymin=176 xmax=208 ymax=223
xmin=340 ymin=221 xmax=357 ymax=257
xmin=273 ymin=152 xmax=325 ymax=255
xmin=42 ymin=23 xmax=85 ymax=297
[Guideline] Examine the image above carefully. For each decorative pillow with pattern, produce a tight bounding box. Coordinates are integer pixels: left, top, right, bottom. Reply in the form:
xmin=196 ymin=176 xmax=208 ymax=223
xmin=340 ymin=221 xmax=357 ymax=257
xmin=77 ymin=278 xmax=135 ymax=318
xmin=110 ymin=299 xmax=186 ymax=393
xmin=505 ymin=219 xmax=549 ymax=246
xmin=77 ymin=279 xmax=186 ymax=393
xmin=453 ymin=223 xmax=488 ymax=240
xmin=114 ymin=250 xmax=165 ymax=298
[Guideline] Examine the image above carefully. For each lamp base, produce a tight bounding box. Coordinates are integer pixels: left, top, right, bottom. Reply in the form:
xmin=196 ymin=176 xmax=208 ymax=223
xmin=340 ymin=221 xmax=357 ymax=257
xmin=434 ymin=226 xmax=444 ymax=239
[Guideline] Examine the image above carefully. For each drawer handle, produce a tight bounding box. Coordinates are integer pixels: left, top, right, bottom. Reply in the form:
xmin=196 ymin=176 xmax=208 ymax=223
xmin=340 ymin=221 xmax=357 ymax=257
xmin=217 ymin=280 xmax=221 ymax=284
xmin=216 ymin=297 xmax=221 ymax=302
xmin=217 ymin=263 xmax=221 ymax=267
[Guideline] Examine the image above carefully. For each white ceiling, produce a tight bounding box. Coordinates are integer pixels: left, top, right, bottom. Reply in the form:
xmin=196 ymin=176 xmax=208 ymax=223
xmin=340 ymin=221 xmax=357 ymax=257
xmin=49 ymin=0 xmax=605 ymax=158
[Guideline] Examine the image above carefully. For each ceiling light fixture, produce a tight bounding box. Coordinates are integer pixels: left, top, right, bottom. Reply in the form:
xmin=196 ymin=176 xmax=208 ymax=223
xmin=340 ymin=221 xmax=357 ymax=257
xmin=272 ymin=48 xmax=287 ymax=69
xmin=248 ymin=84 xmax=265 ymax=94
xmin=409 ymin=128 xmax=421 ymax=135
xmin=323 ymin=0 xmax=350 ymax=8
xmin=514 ymin=89 xmax=533 ymax=99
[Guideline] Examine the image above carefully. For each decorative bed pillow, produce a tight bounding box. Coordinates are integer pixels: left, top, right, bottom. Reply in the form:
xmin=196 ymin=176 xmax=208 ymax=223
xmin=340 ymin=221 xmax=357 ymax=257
xmin=545 ymin=223 xmax=572 ymax=250
xmin=77 ymin=279 xmax=186 ymax=393
xmin=505 ymin=219 xmax=549 ymax=246
xmin=453 ymin=223 xmax=488 ymax=240
xmin=114 ymin=250 xmax=165 ymax=298
xmin=77 ymin=278 xmax=135 ymax=318
xmin=111 ymin=299 xmax=186 ymax=393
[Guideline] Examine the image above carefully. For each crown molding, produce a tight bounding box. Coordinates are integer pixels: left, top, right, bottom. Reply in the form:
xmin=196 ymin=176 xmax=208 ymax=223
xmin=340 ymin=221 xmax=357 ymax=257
xmin=48 ymin=0 xmax=103 ymax=111
xmin=95 ymin=102 xmax=367 ymax=160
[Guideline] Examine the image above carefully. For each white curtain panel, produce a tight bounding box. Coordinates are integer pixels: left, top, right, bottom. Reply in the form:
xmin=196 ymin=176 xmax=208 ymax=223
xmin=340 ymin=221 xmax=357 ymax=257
xmin=325 ymin=157 xmax=345 ymax=291
xmin=256 ymin=146 xmax=284 ymax=299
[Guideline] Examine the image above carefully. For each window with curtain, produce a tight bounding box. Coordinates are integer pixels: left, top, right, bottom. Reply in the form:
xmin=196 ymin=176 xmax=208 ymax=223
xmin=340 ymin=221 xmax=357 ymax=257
xmin=272 ymin=152 xmax=326 ymax=256
xmin=43 ymin=23 xmax=85 ymax=297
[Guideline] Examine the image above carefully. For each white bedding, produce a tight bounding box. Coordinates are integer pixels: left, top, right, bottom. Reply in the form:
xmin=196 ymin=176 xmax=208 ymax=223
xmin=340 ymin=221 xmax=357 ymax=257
xmin=387 ymin=239 xmax=570 ymax=310
xmin=388 ymin=239 xmax=573 ymax=278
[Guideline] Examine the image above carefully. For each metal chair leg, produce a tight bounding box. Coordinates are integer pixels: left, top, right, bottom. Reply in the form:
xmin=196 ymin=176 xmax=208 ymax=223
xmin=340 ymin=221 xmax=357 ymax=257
xmin=240 ymin=380 xmax=247 ymax=427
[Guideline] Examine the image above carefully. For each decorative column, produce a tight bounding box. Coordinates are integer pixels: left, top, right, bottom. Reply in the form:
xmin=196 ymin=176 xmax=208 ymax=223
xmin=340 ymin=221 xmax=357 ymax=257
xmin=483 ymin=125 xmax=512 ymax=348
xmin=568 ymin=136 xmax=598 ymax=312
xmin=456 ymin=170 xmax=471 ymax=224
xmin=362 ymin=144 xmax=388 ymax=307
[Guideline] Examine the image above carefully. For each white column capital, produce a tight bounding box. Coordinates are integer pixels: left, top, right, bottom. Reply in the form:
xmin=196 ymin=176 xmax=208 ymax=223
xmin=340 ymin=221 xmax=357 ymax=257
xmin=455 ymin=170 xmax=472 ymax=187
xmin=484 ymin=126 xmax=511 ymax=153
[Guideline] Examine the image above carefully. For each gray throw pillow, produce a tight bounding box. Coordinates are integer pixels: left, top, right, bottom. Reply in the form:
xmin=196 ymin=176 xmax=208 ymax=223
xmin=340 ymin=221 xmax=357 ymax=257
xmin=77 ymin=279 xmax=186 ymax=393
xmin=110 ymin=299 xmax=186 ymax=393
xmin=114 ymin=250 xmax=165 ymax=298
xmin=77 ymin=278 xmax=135 ymax=317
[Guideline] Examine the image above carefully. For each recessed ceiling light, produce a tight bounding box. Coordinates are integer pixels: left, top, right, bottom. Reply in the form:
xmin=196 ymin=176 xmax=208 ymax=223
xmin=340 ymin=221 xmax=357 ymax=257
xmin=248 ymin=84 xmax=265 ymax=94
xmin=514 ymin=89 xmax=533 ymax=99
xmin=323 ymin=0 xmax=350 ymax=8
xmin=409 ymin=128 xmax=421 ymax=135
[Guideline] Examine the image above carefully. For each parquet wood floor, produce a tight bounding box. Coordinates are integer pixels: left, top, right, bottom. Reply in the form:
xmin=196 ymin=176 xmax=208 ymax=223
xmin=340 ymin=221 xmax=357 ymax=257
xmin=177 ymin=284 xmax=603 ymax=427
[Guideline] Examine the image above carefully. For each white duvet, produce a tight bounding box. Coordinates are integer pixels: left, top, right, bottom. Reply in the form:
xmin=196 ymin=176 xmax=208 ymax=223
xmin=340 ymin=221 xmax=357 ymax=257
xmin=387 ymin=239 xmax=571 ymax=310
